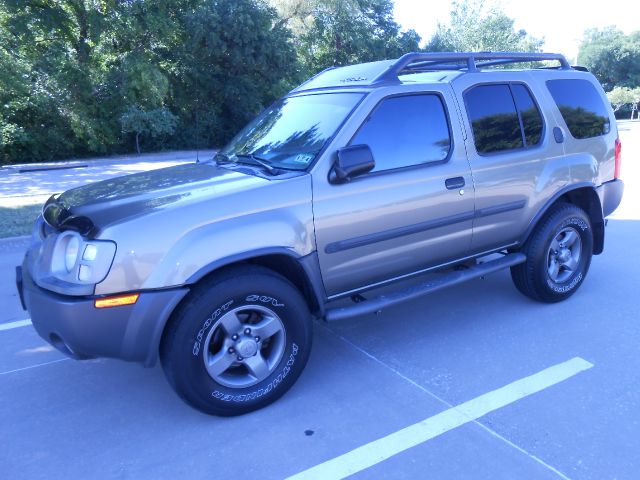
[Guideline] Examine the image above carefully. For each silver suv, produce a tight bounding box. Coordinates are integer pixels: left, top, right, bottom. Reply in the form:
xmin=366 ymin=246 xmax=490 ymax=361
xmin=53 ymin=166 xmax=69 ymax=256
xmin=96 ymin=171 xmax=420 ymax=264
xmin=16 ymin=52 xmax=624 ymax=415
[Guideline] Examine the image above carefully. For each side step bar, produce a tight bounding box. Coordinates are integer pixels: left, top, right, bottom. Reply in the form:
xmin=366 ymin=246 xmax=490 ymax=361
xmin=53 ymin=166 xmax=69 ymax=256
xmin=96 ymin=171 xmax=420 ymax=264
xmin=324 ymin=253 xmax=526 ymax=322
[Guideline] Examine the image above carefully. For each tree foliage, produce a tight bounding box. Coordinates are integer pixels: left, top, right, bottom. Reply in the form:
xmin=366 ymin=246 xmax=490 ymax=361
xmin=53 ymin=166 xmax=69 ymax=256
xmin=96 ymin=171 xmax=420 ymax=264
xmin=607 ymin=86 xmax=640 ymax=111
xmin=274 ymin=0 xmax=420 ymax=74
xmin=425 ymin=0 xmax=543 ymax=53
xmin=0 ymin=0 xmax=298 ymax=163
xmin=11 ymin=0 xmax=623 ymax=165
xmin=578 ymin=27 xmax=640 ymax=92
xmin=121 ymin=107 xmax=178 ymax=154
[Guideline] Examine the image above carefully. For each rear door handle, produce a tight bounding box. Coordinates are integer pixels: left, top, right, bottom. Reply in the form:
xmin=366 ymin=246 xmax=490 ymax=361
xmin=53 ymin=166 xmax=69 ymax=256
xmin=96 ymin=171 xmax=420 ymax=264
xmin=445 ymin=176 xmax=465 ymax=190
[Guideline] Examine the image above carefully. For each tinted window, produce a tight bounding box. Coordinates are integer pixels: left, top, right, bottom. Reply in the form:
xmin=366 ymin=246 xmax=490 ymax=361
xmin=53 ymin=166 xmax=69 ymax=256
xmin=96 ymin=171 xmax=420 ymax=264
xmin=220 ymin=93 xmax=364 ymax=170
xmin=512 ymin=84 xmax=543 ymax=147
xmin=350 ymin=94 xmax=451 ymax=172
xmin=465 ymin=85 xmax=523 ymax=154
xmin=546 ymin=79 xmax=610 ymax=139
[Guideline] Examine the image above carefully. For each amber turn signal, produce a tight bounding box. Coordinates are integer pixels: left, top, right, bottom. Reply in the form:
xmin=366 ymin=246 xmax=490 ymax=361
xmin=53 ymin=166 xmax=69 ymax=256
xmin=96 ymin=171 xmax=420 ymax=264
xmin=94 ymin=293 xmax=139 ymax=308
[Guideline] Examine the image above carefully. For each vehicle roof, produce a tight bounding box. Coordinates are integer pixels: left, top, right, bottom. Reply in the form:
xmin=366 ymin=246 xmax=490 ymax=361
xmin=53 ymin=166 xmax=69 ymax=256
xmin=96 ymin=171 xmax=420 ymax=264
xmin=292 ymin=52 xmax=581 ymax=93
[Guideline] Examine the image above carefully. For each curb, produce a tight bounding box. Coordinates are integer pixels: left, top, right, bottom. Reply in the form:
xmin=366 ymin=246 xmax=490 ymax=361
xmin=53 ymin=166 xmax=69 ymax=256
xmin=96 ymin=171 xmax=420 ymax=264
xmin=1 ymin=149 xmax=216 ymax=172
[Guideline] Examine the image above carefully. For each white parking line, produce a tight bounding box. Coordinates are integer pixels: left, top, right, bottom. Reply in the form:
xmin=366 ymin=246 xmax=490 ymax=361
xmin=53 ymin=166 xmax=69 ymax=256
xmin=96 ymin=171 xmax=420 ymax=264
xmin=287 ymin=357 xmax=593 ymax=480
xmin=0 ymin=319 xmax=32 ymax=331
xmin=0 ymin=358 xmax=70 ymax=376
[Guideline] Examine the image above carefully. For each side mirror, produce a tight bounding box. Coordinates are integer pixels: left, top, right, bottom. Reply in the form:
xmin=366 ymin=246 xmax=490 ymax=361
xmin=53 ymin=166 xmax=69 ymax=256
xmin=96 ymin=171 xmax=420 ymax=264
xmin=329 ymin=144 xmax=375 ymax=184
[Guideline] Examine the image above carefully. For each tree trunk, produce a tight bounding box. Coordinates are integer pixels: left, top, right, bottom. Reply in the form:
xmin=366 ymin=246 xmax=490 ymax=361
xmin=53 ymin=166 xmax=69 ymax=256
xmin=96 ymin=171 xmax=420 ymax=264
xmin=135 ymin=132 xmax=141 ymax=155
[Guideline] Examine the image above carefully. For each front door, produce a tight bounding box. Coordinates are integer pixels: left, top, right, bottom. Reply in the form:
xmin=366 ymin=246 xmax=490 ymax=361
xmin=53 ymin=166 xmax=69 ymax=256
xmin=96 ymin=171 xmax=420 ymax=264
xmin=313 ymin=87 xmax=475 ymax=297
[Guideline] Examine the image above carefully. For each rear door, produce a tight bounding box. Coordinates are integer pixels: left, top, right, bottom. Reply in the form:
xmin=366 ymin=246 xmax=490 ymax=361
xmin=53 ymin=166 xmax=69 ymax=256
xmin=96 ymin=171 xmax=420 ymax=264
xmin=453 ymin=73 xmax=569 ymax=255
xmin=312 ymin=86 xmax=475 ymax=297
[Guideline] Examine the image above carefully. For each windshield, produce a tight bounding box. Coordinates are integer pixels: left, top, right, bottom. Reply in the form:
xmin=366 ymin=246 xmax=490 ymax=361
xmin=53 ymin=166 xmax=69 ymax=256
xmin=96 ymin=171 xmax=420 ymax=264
xmin=219 ymin=92 xmax=364 ymax=171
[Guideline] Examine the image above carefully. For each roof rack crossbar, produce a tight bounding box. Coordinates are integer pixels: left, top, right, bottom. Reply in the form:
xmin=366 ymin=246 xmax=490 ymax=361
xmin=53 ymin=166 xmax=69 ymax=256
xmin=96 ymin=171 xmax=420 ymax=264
xmin=373 ymin=52 xmax=571 ymax=84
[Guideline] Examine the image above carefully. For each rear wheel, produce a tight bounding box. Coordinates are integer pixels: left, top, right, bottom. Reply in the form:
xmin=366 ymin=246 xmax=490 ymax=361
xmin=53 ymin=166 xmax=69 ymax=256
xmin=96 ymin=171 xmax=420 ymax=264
xmin=511 ymin=203 xmax=593 ymax=303
xmin=160 ymin=265 xmax=312 ymax=416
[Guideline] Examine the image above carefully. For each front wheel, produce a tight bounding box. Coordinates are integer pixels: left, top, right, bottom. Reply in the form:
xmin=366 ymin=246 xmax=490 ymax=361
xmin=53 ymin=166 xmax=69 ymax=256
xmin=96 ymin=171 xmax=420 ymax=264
xmin=511 ymin=203 xmax=593 ymax=303
xmin=160 ymin=265 xmax=313 ymax=416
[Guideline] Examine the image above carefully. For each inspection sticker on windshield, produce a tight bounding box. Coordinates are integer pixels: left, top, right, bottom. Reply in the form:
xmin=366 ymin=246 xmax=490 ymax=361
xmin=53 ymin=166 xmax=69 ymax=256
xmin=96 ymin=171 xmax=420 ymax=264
xmin=292 ymin=153 xmax=314 ymax=164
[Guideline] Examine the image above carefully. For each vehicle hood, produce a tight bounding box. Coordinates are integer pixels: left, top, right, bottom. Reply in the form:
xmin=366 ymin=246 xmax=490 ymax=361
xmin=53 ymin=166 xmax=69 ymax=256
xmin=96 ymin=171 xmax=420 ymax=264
xmin=47 ymin=163 xmax=273 ymax=234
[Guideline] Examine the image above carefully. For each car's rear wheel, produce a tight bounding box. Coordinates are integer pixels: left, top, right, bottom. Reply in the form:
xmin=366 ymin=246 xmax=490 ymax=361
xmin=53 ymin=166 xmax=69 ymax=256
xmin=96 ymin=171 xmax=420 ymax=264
xmin=160 ymin=265 xmax=312 ymax=416
xmin=511 ymin=203 xmax=593 ymax=303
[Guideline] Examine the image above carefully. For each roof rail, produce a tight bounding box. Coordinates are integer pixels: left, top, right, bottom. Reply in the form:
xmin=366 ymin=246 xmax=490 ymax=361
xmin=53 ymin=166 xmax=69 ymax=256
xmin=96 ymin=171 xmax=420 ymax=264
xmin=372 ymin=52 xmax=571 ymax=84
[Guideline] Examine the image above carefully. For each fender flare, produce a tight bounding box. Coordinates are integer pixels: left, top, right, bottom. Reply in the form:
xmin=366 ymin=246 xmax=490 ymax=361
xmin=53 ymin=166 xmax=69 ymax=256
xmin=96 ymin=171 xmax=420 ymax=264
xmin=520 ymin=182 xmax=605 ymax=254
xmin=185 ymin=247 xmax=327 ymax=316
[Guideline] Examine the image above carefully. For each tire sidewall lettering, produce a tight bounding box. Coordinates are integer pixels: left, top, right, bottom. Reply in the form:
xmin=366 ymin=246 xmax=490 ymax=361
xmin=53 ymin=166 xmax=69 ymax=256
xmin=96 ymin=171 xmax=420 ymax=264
xmin=211 ymin=343 xmax=300 ymax=403
xmin=245 ymin=294 xmax=285 ymax=308
xmin=192 ymin=299 xmax=234 ymax=356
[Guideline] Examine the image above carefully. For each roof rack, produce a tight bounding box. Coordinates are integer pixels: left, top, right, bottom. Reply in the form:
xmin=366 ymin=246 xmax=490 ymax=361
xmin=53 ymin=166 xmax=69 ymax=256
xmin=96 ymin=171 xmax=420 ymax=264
xmin=372 ymin=52 xmax=571 ymax=84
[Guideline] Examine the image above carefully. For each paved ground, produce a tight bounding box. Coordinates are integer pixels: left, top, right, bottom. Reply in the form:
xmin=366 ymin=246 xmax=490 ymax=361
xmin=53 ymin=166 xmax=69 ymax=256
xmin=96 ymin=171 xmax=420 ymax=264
xmin=0 ymin=124 xmax=638 ymax=479
xmin=0 ymin=150 xmax=214 ymax=207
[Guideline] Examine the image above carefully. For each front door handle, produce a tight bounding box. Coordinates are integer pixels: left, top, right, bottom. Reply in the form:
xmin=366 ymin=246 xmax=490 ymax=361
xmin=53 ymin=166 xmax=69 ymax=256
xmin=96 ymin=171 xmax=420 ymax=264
xmin=445 ymin=176 xmax=465 ymax=190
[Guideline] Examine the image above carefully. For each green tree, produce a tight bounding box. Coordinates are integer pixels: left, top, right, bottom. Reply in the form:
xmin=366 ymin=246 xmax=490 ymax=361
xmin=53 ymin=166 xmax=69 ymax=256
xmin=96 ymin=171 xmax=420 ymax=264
xmin=426 ymin=0 xmax=543 ymax=53
xmin=607 ymin=86 xmax=635 ymax=112
xmin=606 ymin=86 xmax=640 ymax=118
xmin=121 ymin=107 xmax=178 ymax=154
xmin=174 ymin=0 xmax=300 ymax=148
xmin=578 ymin=27 xmax=640 ymax=91
xmin=294 ymin=0 xmax=421 ymax=74
xmin=0 ymin=0 xmax=300 ymax=163
xmin=1 ymin=0 xmax=129 ymax=161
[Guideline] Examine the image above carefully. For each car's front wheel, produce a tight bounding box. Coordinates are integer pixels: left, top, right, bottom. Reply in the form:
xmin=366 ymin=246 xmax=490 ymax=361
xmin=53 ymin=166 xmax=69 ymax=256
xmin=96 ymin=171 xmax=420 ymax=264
xmin=160 ymin=265 xmax=313 ymax=416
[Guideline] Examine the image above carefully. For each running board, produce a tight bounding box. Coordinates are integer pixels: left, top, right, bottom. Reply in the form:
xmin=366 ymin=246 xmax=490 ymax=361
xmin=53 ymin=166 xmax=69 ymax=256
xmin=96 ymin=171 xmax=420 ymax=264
xmin=324 ymin=253 xmax=526 ymax=322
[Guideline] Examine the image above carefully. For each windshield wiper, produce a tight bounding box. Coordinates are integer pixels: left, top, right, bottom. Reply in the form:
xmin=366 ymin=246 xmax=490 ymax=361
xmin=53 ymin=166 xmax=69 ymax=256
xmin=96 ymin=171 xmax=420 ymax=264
xmin=214 ymin=152 xmax=231 ymax=164
xmin=235 ymin=153 xmax=280 ymax=175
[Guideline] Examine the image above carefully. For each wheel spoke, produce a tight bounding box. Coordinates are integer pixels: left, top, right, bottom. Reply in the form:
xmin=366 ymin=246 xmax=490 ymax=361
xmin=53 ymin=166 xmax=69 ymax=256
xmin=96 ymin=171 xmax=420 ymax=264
xmin=562 ymin=230 xmax=579 ymax=247
xmin=206 ymin=350 xmax=235 ymax=378
xmin=252 ymin=315 xmax=283 ymax=340
xmin=219 ymin=311 xmax=243 ymax=335
xmin=548 ymin=258 xmax=560 ymax=280
xmin=563 ymin=256 xmax=579 ymax=272
xmin=243 ymin=353 xmax=271 ymax=381
xmin=550 ymin=237 xmax=561 ymax=252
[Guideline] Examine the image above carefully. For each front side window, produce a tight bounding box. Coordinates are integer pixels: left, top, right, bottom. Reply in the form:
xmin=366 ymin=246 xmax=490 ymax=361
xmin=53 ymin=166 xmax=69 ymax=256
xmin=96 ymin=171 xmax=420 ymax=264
xmin=219 ymin=92 xmax=364 ymax=171
xmin=350 ymin=94 xmax=451 ymax=173
xmin=546 ymin=79 xmax=610 ymax=139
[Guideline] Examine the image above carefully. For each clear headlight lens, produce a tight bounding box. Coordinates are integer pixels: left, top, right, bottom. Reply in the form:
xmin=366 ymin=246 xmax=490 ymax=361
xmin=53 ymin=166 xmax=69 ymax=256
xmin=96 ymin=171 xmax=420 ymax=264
xmin=65 ymin=235 xmax=80 ymax=272
xmin=51 ymin=231 xmax=116 ymax=285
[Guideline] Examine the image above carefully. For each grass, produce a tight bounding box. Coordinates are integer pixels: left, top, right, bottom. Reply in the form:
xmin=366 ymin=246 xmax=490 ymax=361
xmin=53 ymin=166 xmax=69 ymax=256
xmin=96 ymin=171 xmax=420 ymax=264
xmin=0 ymin=204 xmax=43 ymax=239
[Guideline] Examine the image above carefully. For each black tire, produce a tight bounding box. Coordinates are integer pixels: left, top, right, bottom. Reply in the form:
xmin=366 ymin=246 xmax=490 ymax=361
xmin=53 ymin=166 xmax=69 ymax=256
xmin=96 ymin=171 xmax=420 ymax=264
xmin=511 ymin=203 xmax=593 ymax=303
xmin=160 ymin=265 xmax=312 ymax=416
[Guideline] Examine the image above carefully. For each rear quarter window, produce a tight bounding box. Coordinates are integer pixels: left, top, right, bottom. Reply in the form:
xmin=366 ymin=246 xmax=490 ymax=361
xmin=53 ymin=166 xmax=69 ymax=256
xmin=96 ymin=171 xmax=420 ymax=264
xmin=546 ymin=79 xmax=611 ymax=139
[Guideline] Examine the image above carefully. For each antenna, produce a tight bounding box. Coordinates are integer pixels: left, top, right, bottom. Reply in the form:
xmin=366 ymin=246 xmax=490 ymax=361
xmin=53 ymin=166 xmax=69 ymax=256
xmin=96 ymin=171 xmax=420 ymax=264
xmin=196 ymin=60 xmax=200 ymax=163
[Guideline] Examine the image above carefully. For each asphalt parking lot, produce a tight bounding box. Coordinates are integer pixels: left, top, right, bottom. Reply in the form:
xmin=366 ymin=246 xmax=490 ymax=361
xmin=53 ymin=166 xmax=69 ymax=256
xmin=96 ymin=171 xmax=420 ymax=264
xmin=0 ymin=123 xmax=638 ymax=479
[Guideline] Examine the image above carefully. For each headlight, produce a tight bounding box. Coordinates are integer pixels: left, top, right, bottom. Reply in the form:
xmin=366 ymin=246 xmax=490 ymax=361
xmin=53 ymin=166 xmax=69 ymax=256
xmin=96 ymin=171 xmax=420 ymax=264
xmin=65 ymin=235 xmax=80 ymax=272
xmin=51 ymin=231 xmax=116 ymax=285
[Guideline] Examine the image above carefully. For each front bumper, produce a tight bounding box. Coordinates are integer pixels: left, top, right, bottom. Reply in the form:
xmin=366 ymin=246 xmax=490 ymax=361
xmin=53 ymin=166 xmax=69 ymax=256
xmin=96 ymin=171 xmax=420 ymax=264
xmin=17 ymin=259 xmax=189 ymax=366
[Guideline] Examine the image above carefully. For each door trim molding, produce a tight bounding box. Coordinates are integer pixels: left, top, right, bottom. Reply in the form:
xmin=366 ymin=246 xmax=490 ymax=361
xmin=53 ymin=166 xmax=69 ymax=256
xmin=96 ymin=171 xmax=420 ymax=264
xmin=324 ymin=199 xmax=525 ymax=254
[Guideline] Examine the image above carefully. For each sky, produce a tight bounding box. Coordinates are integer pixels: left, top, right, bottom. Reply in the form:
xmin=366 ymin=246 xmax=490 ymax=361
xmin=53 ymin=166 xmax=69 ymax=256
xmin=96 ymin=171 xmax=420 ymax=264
xmin=394 ymin=0 xmax=640 ymax=61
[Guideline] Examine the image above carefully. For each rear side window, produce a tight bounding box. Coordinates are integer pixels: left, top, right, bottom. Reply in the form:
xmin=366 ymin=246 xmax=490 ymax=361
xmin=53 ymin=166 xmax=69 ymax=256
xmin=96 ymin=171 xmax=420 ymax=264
xmin=464 ymin=83 xmax=543 ymax=154
xmin=512 ymin=84 xmax=543 ymax=146
xmin=350 ymin=94 xmax=451 ymax=173
xmin=546 ymin=79 xmax=610 ymax=139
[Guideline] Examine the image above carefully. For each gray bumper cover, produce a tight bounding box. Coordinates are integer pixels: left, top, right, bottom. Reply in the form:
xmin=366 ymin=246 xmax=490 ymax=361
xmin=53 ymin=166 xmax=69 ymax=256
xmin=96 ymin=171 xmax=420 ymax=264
xmin=18 ymin=259 xmax=189 ymax=366
xmin=598 ymin=178 xmax=624 ymax=218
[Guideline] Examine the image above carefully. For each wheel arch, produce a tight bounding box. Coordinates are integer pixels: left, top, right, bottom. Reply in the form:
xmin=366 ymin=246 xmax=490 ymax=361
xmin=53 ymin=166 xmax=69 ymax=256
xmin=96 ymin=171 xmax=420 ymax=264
xmin=522 ymin=183 xmax=605 ymax=254
xmin=185 ymin=248 xmax=327 ymax=317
